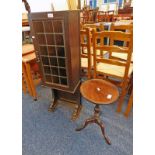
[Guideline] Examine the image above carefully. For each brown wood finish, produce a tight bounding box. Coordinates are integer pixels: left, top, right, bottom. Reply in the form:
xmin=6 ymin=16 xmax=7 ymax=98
xmin=80 ymin=28 xmax=91 ymax=79
xmin=22 ymin=75 xmax=27 ymax=94
xmin=80 ymin=79 xmax=119 ymax=104
xmin=110 ymin=24 xmax=133 ymax=33
xmin=29 ymin=11 xmax=81 ymax=92
xmin=48 ymin=82 xmax=82 ymax=121
xmin=118 ymin=7 xmax=133 ymax=15
xmin=110 ymin=23 xmax=133 ymax=61
xmin=124 ymin=89 xmax=133 ymax=117
xmin=97 ymin=11 xmax=114 ymax=22
xmin=22 ymin=52 xmax=38 ymax=100
xmin=113 ymin=14 xmax=133 ymax=21
xmin=76 ymin=79 xmax=119 ymax=145
xmin=81 ymin=8 xmax=99 ymax=24
xmin=22 ymin=13 xmax=29 ymax=26
xmin=22 ymin=44 xmax=34 ymax=56
xmin=22 ymin=63 xmax=33 ymax=96
xmin=28 ymin=10 xmax=82 ymax=120
xmin=92 ymin=30 xmax=133 ymax=113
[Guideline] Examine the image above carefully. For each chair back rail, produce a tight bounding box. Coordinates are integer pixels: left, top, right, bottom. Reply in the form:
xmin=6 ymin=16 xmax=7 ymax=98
xmin=80 ymin=28 xmax=92 ymax=79
xmin=92 ymin=30 xmax=133 ymax=80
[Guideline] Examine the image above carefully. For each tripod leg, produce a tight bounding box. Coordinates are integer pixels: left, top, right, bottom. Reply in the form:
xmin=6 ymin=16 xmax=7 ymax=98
xmin=75 ymin=117 xmax=94 ymax=131
xmin=96 ymin=119 xmax=111 ymax=145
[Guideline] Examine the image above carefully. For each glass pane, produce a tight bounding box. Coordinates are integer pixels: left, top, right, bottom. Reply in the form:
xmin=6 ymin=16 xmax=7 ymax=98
xmin=37 ymin=34 xmax=46 ymax=44
xmin=46 ymin=34 xmax=55 ymax=45
xmin=44 ymin=66 xmax=51 ymax=74
xmin=58 ymin=58 xmax=65 ymax=67
xmin=57 ymin=47 xmax=65 ymax=57
xmin=50 ymin=57 xmax=58 ymax=66
xmin=51 ymin=67 xmax=59 ymax=76
xmin=40 ymin=46 xmax=48 ymax=55
xmin=41 ymin=56 xmax=49 ymax=65
xmin=53 ymin=20 xmax=63 ymax=33
xmin=52 ymin=76 xmax=59 ymax=84
xmin=48 ymin=46 xmax=56 ymax=56
xmin=55 ymin=35 xmax=64 ymax=45
xmin=45 ymin=75 xmax=52 ymax=82
xmin=59 ymin=68 xmax=66 ymax=77
xmin=33 ymin=21 xmax=44 ymax=33
xmin=60 ymin=77 xmax=67 ymax=85
xmin=44 ymin=21 xmax=53 ymax=33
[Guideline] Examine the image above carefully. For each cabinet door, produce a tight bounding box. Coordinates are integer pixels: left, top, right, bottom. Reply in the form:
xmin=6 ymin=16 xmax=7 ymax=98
xmin=31 ymin=18 xmax=69 ymax=88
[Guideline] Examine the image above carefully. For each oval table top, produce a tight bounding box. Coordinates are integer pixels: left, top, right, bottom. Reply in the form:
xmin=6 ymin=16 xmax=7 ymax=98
xmin=80 ymin=79 xmax=119 ymax=105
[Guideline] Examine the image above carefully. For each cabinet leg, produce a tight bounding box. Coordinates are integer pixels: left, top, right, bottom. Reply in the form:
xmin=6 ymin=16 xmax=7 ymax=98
xmin=48 ymin=89 xmax=58 ymax=112
xmin=71 ymin=104 xmax=82 ymax=121
xmin=48 ymin=98 xmax=58 ymax=112
xmin=71 ymin=93 xmax=82 ymax=121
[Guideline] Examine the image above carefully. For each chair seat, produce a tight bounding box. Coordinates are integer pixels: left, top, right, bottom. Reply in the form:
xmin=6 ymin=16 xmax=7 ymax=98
xmin=111 ymin=52 xmax=133 ymax=62
xmin=96 ymin=62 xmax=133 ymax=78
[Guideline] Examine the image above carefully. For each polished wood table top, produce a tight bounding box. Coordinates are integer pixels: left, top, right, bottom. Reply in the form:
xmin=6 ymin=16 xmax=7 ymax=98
xmin=80 ymin=79 xmax=119 ymax=105
xmin=22 ymin=44 xmax=34 ymax=56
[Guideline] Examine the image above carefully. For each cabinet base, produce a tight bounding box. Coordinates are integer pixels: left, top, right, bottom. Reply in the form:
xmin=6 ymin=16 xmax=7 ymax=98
xmin=48 ymin=84 xmax=82 ymax=121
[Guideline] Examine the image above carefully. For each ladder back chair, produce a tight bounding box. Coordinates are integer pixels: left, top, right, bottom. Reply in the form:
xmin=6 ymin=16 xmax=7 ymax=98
xmin=92 ymin=30 xmax=133 ymax=112
xmin=82 ymin=24 xmax=108 ymax=58
xmin=110 ymin=23 xmax=133 ymax=62
xmin=80 ymin=28 xmax=92 ymax=79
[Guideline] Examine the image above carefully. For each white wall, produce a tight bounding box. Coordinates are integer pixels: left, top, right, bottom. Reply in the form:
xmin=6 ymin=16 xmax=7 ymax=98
xmin=22 ymin=0 xmax=69 ymax=13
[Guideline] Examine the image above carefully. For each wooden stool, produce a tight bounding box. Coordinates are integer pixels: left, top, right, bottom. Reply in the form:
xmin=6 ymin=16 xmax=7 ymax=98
xmin=22 ymin=52 xmax=38 ymax=100
xmin=76 ymin=79 xmax=119 ymax=145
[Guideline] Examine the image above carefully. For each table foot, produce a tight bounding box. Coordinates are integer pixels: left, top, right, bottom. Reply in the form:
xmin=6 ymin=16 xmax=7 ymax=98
xmin=96 ymin=119 xmax=111 ymax=145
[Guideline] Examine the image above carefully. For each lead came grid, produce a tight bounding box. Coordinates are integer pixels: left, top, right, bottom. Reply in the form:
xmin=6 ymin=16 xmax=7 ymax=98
xmin=33 ymin=20 xmax=68 ymax=86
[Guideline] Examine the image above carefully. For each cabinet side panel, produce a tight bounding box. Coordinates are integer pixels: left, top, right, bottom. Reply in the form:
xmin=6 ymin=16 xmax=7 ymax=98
xmin=68 ymin=11 xmax=81 ymax=87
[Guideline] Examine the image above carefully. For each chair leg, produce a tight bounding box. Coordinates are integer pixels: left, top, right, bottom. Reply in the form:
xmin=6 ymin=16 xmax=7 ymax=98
xmin=22 ymin=63 xmax=33 ymax=96
xmin=117 ymin=86 xmax=127 ymax=113
xmin=22 ymin=78 xmax=27 ymax=94
xmin=25 ymin=62 xmax=37 ymax=100
xmin=124 ymin=90 xmax=133 ymax=117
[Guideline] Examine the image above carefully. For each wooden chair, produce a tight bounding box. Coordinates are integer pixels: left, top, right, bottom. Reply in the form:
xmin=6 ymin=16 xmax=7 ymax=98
xmin=83 ymin=24 xmax=107 ymax=56
xmin=124 ymin=72 xmax=133 ymax=117
xmin=124 ymin=89 xmax=133 ymax=117
xmin=92 ymin=30 xmax=133 ymax=113
xmin=22 ymin=73 xmax=27 ymax=94
xmin=113 ymin=14 xmax=133 ymax=21
xmin=97 ymin=11 xmax=114 ymax=22
xmin=110 ymin=23 xmax=133 ymax=62
xmin=80 ymin=28 xmax=92 ymax=79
